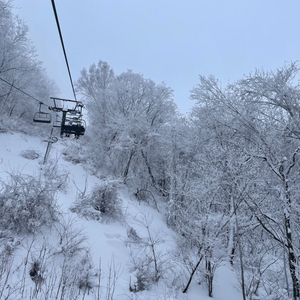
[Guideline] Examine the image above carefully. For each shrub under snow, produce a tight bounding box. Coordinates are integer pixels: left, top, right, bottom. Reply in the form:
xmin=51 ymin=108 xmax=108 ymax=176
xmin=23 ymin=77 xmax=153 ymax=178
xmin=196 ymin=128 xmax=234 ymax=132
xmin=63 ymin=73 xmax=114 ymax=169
xmin=71 ymin=182 xmax=123 ymax=222
xmin=0 ymin=173 xmax=59 ymax=234
xmin=20 ymin=149 xmax=40 ymax=160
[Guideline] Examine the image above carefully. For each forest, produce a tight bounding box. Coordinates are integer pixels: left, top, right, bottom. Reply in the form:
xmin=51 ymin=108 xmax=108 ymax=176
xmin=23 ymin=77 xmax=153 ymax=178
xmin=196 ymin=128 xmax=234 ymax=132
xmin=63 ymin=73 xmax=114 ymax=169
xmin=1 ymin=0 xmax=300 ymax=299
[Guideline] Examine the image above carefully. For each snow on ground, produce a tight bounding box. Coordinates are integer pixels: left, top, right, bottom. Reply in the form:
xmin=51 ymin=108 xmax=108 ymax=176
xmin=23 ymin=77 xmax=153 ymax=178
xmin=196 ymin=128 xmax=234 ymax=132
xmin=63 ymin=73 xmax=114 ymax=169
xmin=0 ymin=132 xmax=242 ymax=300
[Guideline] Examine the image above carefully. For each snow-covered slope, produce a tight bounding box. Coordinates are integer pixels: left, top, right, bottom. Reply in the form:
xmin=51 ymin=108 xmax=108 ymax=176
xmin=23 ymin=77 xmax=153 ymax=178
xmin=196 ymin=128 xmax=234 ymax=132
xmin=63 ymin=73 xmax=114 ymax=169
xmin=0 ymin=132 xmax=242 ymax=300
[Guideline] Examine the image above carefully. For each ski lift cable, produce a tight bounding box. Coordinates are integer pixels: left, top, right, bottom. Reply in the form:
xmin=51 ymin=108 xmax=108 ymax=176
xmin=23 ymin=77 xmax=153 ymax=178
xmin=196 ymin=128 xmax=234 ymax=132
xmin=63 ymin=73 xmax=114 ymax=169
xmin=0 ymin=77 xmax=48 ymax=107
xmin=50 ymin=0 xmax=78 ymax=102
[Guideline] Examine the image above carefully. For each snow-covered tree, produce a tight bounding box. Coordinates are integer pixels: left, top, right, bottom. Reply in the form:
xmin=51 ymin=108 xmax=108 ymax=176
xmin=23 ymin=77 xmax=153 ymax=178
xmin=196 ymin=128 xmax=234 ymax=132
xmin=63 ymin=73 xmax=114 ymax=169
xmin=190 ymin=62 xmax=300 ymax=299
xmin=0 ymin=0 xmax=56 ymax=125
xmin=77 ymin=62 xmax=177 ymax=193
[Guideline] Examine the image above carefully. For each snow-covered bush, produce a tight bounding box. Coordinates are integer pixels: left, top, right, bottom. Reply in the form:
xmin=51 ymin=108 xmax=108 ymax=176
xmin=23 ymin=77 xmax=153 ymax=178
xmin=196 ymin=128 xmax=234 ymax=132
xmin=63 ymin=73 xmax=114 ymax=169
xmin=56 ymin=251 xmax=95 ymax=299
xmin=129 ymin=253 xmax=154 ymax=292
xmin=29 ymin=260 xmax=44 ymax=285
xmin=0 ymin=173 xmax=58 ymax=234
xmin=71 ymin=182 xmax=123 ymax=222
xmin=127 ymin=227 xmax=142 ymax=243
xmin=20 ymin=149 xmax=40 ymax=160
xmin=125 ymin=227 xmax=142 ymax=248
xmin=0 ymin=241 xmax=19 ymax=299
xmin=134 ymin=188 xmax=149 ymax=203
xmin=42 ymin=158 xmax=69 ymax=192
xmin=61 ymin=140 xmax=87 ymax=165
xmin=76 ymin=254 xmax=95 ymax=295
xmin=128 ymin=214 xmax=169 ymax=291
xmin=53 ymin=216 xmax=88 ymax=257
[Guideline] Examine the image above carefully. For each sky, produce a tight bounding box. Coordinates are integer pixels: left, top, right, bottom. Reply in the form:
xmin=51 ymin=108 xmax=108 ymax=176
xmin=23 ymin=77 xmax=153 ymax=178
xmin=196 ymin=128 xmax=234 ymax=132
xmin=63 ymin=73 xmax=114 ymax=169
xmin=12 ymin=0 xmax=300 ymax=114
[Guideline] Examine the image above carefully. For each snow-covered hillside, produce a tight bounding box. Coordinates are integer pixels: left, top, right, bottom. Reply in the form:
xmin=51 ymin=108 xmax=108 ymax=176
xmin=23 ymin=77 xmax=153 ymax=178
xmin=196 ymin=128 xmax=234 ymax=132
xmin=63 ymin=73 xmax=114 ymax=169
xmin=0 ymin=132 xmax=241 ymax=300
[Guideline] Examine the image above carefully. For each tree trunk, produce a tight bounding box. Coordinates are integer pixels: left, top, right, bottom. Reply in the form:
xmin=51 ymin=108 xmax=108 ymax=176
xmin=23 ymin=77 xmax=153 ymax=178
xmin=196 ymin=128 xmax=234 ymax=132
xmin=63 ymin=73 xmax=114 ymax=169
xmin=206 ymin=258 xmax=213 ymax=297
xmin=283 ymin=177 xmax=299 ymax=300
xmin=233 ymin=196 xmax=246 ymax=300
xmin=141 ymin=149 xmax=156 ymax=187
xmin=285 ymin=212 xmax=299 ymax=300
xmin=283 ymin=246 xmax=290 ymax=297
xmin=9 ymin=104 xmax=15 ymax=117
xmin=228 ymin=196 xmax=235 ymax=265
xmin=182 ymin=255 xmax=203 ymax=293
xmin=123 ymin=149 xmax=135 ymax=181
xmin=208 ymin=275 xmax=213 ymax=298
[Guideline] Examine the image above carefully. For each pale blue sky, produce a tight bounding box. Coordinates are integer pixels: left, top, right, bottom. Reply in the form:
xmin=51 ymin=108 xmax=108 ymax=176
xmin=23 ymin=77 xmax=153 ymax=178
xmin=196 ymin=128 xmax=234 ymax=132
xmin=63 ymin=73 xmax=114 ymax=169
xmin=13 ymin=0 xmax=300 ymax=114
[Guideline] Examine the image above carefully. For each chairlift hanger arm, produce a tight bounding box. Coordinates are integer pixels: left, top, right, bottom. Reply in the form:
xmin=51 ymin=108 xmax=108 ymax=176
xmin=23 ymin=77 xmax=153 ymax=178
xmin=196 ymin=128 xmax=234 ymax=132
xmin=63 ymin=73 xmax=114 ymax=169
xmin=50 ymin=97 xmax=78 ymax=103
xmin=50 ymin=97 xmax=84 ymax=110
xmin=48 ymin=106 xmax=80 ymax=115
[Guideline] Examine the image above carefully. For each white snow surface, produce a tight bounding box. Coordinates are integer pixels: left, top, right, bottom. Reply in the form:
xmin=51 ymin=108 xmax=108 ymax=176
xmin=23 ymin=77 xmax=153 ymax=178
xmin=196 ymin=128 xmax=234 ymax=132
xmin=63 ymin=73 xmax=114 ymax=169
xmin=0 ymin=132 xmax=242 ymax=300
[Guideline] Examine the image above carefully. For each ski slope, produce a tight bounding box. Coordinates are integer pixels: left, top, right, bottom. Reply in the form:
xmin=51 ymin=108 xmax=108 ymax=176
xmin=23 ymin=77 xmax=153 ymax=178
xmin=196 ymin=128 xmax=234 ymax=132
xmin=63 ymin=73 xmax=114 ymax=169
xmin=0 ymin=131 xmax=242 ymax=300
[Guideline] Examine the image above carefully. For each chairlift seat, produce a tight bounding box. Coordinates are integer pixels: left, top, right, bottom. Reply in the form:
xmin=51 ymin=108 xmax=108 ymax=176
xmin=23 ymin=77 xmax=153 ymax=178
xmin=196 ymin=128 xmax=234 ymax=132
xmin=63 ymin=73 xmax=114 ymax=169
xmin=33 ymin=112 xmax=52 ymax=123
xmin=61 ymin=124 xmax=85 ymax=136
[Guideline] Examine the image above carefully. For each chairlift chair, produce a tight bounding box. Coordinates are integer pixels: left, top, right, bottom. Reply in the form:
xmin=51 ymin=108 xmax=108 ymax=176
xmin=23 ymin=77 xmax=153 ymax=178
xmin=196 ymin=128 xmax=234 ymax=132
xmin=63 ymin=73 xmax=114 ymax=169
xmin=61 ymin=119 xmax=86 ymax=138
xmin=49 ymin=97 xmax=86 ymax=138
xmin=33 ymin=103 xmax=52 ymax=123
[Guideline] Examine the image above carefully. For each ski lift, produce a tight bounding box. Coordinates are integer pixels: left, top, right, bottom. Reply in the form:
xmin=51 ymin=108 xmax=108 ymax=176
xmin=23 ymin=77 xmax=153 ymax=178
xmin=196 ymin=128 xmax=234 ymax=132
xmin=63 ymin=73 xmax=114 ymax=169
xmin=49 ymin=97 xmax=86 ymax=138
xmin=33 ymin=102 xmax=52 ymax=123
xmin=61 ymin=116 xmax=86 ymax=138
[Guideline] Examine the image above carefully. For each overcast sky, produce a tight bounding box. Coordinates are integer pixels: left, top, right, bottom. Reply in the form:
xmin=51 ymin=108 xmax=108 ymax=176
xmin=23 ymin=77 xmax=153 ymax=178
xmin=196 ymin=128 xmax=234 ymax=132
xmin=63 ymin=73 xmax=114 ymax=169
xmin=12 ymin=0 xmax=300 ymax=114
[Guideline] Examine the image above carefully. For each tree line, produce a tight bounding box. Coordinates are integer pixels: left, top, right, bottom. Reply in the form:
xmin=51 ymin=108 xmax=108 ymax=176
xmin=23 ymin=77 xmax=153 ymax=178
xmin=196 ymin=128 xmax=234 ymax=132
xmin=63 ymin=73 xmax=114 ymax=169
xmin=77 ymin=60 xmax=300 ymax=300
